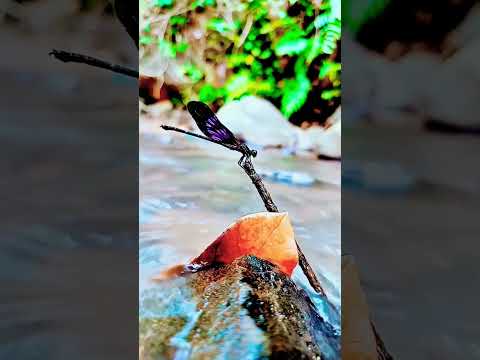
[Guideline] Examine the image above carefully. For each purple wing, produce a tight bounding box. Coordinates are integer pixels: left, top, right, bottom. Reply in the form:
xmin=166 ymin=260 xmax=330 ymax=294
xmin=187 ymin=101 xmax=239 ymax=145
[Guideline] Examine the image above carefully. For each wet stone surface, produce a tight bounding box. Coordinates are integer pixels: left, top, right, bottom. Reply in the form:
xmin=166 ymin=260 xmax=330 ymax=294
xmin=140 ymin=256 xmax=340 ymax=360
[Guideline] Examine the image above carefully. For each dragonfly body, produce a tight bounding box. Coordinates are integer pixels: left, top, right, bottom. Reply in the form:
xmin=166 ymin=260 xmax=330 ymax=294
xmin=186 ymin=101 xmax=257 ymax=164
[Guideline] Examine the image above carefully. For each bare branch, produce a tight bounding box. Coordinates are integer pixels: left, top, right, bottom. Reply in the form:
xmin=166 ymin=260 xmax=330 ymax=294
xmin=239 ymin=156 xmax=326 ymax=296
xmin=50 ymin=49 xmax=138 ymax=78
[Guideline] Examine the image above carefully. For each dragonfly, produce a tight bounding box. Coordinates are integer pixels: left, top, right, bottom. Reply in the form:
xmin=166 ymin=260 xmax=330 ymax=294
xmin=161 ymin=101 xmax=257 ymax=166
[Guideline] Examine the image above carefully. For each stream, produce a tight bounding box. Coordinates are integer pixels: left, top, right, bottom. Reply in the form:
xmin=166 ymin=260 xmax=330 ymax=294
xmin=139 ymin=131 xmax=342 ymax=340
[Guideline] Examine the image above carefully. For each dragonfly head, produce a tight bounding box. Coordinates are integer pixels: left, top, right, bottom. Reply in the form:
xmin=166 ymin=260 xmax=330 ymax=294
xmin=250 ymin=149 xmax=257 ymax=158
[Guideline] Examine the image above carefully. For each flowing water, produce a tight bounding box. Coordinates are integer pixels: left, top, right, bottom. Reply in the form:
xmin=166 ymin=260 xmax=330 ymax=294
xmin=139 ymin=132 xmax=342 ymax=314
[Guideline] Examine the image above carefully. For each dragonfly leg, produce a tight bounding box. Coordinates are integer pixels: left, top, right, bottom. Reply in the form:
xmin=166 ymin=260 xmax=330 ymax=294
xmin=238 ymin=154 xmax=245 ymax=167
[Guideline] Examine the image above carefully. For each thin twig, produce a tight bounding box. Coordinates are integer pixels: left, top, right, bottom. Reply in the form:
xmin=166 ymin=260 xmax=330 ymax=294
xmin=161 ymin=124 xmax=326 ymax=296
xmin=49 ymin=49 xmax=139 ymax=78
xmin=237 ymin=14 xmax=253 ymax=48
xmin=239 ymin=157 xmax=325 ymax=296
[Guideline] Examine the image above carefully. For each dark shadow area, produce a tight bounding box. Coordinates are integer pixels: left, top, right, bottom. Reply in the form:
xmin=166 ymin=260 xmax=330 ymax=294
xmin=343 ymin=0 xmax=480 ymax=358
xmin=0 ymin=1 xmax=138 ymax=358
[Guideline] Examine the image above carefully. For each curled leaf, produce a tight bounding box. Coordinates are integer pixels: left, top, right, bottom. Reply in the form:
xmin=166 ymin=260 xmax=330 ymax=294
xmin=154 ymin=212 xmax=299 ymax=280
xmin=192 ymin=212 xmax=298 ymax=275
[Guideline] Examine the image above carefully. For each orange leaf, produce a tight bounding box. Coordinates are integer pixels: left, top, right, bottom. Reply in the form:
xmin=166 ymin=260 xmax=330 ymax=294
xmin=191 ymin=212 xmax=298 ymax=276
xmin=152 ymin=212 xmax=299 ymax=281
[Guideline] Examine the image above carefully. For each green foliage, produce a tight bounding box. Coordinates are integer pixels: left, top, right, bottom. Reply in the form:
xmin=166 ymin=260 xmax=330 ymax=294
xmin=141 ymin=0 xmax=341 ymax=120
xmin=281 ymin=75 xmax=311 ymax=118
xmin=274 ymin=31 xmax=309 ymax=56
xmin=155 ymin=0 xmax=174 ymax=8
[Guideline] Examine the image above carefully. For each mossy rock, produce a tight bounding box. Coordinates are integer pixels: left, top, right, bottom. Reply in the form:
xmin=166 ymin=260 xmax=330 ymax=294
xmin=140 ymin=256 xmax=339 ymax=359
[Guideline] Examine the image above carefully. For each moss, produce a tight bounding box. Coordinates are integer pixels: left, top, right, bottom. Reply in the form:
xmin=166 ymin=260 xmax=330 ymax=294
xmin=140 ymin=317 xmax=187 ymax=360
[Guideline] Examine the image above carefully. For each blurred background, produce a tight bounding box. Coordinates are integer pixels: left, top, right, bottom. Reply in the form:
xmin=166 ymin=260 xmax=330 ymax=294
xmin=0 ymin=1 xmax=138 ymax=359
xmin=342 ymin=0 xmax=480 ymax=359
xmin=343 ymin=0 xmax=479 ymax=130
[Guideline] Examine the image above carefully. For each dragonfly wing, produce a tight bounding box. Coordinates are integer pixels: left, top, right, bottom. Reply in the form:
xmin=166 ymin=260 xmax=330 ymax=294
xmin=187 ymin=101 xmax=239 ymax=145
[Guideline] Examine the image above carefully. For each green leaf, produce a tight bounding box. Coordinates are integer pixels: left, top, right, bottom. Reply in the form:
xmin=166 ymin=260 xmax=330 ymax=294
xmin=199 ymin=84 xmax=223 ymax=103
xmin=250 ymin=60 xmax=263 ymax=76
xmin=170 ymin=16 xmax=188 ymax=26
xmin=207 ymin=18 xmax=238 ymax=33
xmin=313 ymin=13 xmax=333 ymax=30
xmin=251 ymin=48 xmax=261 ymax=57
xmin=175 ymin=42 xmax=189 ymax=53
xmin=226 ymin=54 xmax=248 ymax=68
xmin=225 ymin=72 xmax=251 ymax=100
xmin=192 ymin=0 xmax=215 ymax=8
xmin=182 ymin=62 xmax=203 ymax=82
xmin=318 ymin=20 xmax=341 ymax=55
xmin=318 ymin=60 xmax=341 ymax=81
xmin=294 ymin=56 xmax=307 ymax=77
xmin=140 ymin=36 xmax=154 ymax=45
xmin=259 ymin=49 xmax=272 ymax=60
xmin=306 ymin=36 xmax=322 ymax=64
xmin=251 ymin=79 xmax=275 ymax=96
xmin=274 ymin=31 xmax=308 ymax=56
xmin=321 ymin=88 xmax=341 ymax=100
xmin=329 ymin=0 xmax=342 ymax=19
xmin=155 ymin=0 xmax=173 ymax=8
xmin=281 ymin=75 xmax=311 ymax=118
xmin=158 ymin=40 xmax=176 ymax=57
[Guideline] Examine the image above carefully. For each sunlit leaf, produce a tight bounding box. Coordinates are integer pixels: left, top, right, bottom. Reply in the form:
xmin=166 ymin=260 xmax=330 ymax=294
xmin=225 ymin=72 xmax=251 ymax=99
xmin=294 ymin=56 xmax=307 ymax=77
xmin=155 ymin=0 xmax=173 ymax=8
xmin=170 ymin=15 xmax=188 ymax=26
xmin=227 ymin=54 xmax=248 ymax=68
xmin=199 ymin=84 xmax=223 ymax=103
xmin=321 ymin=88 xmax=341 ymax=100
xmin=182 ymin=62 xmax=204 ymax=82
xmin=140 ymin=36 xmax=154 ymax=45
xmin=318 ymin=20 xmax=341 ymax=54
xmin=319 ymin=60 xmax=341 ymax=81
xmin=207 ymin=18 xmax=239 ymax=33
xmin=259 ymin=49 xmax=272 ymax=59
xmin=191 ymin=0 xmax=215 ymax=8
xmin=306 ymin=36 xmax=322 ymax=64
xmin=274 ymin=30 xmax=308 ymax=56
xmin=281 ymin=75 xmax=311 ymax=118
xmin=158 ymin=40 xmax=176 ymax=58
xmin=251 ymin=77 xmax=276 ymax=96
xmin=175 ymin=42 xmax=189 ymax=53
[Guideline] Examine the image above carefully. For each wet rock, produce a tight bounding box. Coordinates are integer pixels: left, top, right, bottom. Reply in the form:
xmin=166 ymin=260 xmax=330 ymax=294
xmin=140 ymin=255 xmax=340 ymax=360
xmin=217 ymin=96 xmax=341 ymax=159
xmin=216 ymin=96 xmax=299 ymax=148
xmin=298 ymin=107 xmax=341 ymax=159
